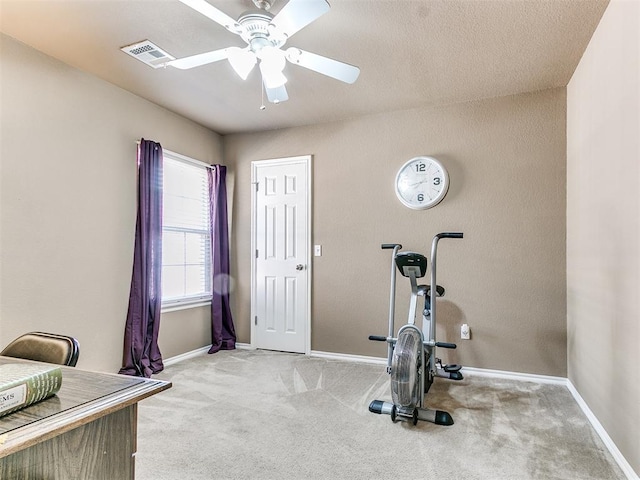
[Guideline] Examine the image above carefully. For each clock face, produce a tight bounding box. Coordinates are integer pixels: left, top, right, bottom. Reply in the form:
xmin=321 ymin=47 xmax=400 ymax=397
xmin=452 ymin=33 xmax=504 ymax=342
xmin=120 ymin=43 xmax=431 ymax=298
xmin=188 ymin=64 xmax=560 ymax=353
xmin=395 ymin=156 xmax=449 ymax=210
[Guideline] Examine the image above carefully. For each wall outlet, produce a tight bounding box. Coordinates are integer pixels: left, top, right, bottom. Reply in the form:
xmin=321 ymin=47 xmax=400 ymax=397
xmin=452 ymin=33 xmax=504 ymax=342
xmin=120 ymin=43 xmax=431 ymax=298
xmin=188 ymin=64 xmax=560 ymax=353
xmin=461 ymin=324 xmax=471 ymax=340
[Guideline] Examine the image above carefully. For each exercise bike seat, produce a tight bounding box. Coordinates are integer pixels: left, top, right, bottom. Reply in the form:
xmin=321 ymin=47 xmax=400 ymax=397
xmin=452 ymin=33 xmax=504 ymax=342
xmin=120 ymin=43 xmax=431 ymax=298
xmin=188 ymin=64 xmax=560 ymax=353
xmin=395 ymin=252 xmax=427 ymax=278
xmin=422 ymin=285 xmax=445 ymax=311
xmin=425 ymin=285 xmax=445 ymax=297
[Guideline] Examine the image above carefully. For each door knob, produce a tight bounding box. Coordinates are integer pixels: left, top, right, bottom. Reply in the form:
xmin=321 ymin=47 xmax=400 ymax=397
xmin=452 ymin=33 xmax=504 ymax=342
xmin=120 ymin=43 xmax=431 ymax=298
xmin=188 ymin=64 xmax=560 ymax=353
xmin=296 ymin=264 xmax=304 ymax=271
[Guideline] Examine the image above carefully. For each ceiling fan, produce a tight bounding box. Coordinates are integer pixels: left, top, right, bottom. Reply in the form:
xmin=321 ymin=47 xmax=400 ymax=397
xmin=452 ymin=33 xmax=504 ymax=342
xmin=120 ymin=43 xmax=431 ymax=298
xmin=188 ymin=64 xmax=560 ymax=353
xmin=168 ymin=0 xmax=360 ymax=104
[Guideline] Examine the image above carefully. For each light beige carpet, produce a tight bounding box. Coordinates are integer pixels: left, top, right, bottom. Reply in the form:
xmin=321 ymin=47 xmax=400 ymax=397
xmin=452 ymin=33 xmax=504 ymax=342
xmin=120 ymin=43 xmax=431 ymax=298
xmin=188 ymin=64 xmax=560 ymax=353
xmin=135 ymin=349 xmax=625 ymax=480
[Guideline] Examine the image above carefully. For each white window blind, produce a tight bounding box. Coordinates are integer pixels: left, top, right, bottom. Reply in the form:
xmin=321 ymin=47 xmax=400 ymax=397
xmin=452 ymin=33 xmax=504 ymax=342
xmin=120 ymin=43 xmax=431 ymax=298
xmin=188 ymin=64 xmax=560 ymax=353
xmin=161 ymin=153 xmax=212 ymax=307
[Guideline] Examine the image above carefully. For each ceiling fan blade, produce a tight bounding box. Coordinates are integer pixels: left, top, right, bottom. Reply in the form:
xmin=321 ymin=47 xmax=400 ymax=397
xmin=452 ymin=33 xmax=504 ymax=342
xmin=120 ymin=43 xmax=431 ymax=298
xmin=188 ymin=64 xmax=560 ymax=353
xmin=271 ymin=0 xmax=330 ymax=38
xmin=264 ymin=83 xmax=289 ymax=104
xmin=286 ymin=48 xmax=360 ymax=84
xmin=167 ymin=48 xmax=230 ymax=69
xmin=178 ymin=0 xmax=241 ymax=34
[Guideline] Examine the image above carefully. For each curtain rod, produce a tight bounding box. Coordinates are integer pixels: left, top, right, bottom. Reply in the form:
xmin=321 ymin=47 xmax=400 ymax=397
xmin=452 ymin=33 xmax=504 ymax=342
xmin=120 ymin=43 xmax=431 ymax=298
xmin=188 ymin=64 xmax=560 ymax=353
xmin=136 ymin=140 xmax=216 ymax=170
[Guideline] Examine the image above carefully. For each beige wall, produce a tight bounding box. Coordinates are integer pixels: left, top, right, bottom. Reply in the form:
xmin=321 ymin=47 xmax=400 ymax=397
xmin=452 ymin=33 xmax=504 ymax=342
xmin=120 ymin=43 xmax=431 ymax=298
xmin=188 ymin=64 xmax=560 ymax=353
xmin=567 ymin=0 xmax=640 ymax=475
xmin=225 ymin=87 xmax=567 ymax=377
xmin=0 ymin=35 xmax=222 ymax=372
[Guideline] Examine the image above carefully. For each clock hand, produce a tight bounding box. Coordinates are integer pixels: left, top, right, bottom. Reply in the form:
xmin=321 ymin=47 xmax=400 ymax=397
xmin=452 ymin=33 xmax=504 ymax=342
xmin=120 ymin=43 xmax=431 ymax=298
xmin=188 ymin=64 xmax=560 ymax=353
xmin=408 ymin=179 xmax=428 ymax=187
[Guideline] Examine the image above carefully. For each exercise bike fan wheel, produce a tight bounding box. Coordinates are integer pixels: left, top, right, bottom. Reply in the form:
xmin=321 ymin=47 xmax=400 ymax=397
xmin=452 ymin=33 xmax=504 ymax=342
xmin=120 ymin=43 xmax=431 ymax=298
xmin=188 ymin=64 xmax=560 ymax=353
xmin=390 ymin=326 xmax=422 ymax=425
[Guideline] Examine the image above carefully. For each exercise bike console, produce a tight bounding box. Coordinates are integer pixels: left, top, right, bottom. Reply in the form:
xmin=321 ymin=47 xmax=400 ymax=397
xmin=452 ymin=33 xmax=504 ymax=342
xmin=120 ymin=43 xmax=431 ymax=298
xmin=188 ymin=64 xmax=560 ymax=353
xmin=395 ymin=252 xmax=427 ymax=278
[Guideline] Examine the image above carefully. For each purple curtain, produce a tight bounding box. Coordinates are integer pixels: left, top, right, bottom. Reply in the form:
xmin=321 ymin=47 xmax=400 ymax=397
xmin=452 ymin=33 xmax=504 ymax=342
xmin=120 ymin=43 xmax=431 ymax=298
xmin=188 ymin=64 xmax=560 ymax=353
xmin=208 ymin=165 xmax=236 ymax=353
xmin=120 ymin=139 xmax=164 ymax=377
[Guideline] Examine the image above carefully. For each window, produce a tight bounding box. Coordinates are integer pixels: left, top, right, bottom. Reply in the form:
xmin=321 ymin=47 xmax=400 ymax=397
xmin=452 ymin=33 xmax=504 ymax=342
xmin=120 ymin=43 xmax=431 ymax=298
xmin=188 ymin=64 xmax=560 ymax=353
xmin=161 ymin=152 xmax=211 ymax=309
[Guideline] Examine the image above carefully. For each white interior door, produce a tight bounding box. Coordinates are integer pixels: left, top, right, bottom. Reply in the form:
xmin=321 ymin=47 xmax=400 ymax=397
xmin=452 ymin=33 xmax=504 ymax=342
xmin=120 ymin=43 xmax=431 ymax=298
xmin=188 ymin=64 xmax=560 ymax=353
xmin=252 ymin=156 xmax=311 ymax=353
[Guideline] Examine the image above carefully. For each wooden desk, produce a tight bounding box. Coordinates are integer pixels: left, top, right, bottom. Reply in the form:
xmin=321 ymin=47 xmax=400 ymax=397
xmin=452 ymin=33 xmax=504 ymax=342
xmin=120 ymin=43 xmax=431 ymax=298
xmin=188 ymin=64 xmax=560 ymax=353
xmin=0 ymin=356 xmax=171 ymax=479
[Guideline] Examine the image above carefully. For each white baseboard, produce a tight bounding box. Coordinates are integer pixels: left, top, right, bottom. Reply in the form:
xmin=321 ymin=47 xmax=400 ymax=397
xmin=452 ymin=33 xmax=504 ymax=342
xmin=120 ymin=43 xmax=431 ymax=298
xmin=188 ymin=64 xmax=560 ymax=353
xmin=461 ymin=366 xmax=567 ymax=385
xmin=163 ymin=346 xmax=637 ymax=479
xmin=162 ymin=346 xmax=211 ymax=366
xmin=163 ymin=342 xmax=252 ymax=366
xmin=309 ymin=351 xmax=567 ymax=384
xmin=309 ymin=350 xmax=387 ymax=365
xmin=567 ymin=380 xmax=639 ymax=480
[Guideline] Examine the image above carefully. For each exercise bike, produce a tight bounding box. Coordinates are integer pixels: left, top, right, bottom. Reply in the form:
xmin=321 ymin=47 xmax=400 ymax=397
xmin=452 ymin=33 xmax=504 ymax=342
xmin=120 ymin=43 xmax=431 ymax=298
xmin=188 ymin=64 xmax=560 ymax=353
xmin=368 ymin=232 xmax=464 ymax=426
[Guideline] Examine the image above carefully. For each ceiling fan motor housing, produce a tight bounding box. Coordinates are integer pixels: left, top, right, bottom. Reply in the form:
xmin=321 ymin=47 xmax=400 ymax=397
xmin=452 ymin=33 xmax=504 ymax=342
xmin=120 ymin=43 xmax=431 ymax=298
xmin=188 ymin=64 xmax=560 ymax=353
xmin=238 ymin=11 xmax=286 ymax=53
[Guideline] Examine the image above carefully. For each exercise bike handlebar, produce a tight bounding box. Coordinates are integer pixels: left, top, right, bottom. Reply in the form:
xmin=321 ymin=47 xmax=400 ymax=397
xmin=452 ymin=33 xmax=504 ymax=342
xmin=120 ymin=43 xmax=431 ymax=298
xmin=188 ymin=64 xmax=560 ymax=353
xmin=380 ymin=243 xmax=403 ymax=369
xmin=368 ymin=335 xmax=388 ymax=342
xmin=435 ymin=232 xmax=463 ymax=239
xmin=428 ymin=232 xmax=464 ymax=356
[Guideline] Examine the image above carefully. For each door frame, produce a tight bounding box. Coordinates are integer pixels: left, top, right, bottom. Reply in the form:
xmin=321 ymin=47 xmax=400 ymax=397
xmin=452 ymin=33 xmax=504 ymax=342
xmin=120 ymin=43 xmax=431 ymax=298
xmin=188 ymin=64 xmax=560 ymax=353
xmin=250 ymin=155 xmax=312 ymax=354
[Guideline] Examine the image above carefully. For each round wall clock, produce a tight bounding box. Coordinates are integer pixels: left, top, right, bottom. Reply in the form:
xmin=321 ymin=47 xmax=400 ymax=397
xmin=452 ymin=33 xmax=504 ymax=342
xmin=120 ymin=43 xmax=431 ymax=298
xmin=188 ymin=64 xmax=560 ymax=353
xmin=395 ymin=156 xmax=450 ymax=210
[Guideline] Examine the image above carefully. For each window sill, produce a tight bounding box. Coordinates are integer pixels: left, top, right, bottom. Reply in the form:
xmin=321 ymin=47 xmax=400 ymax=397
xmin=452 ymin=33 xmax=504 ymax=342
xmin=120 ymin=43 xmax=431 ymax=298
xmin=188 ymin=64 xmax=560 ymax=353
xmin=161 ymin=300 xmax=211 ymax=313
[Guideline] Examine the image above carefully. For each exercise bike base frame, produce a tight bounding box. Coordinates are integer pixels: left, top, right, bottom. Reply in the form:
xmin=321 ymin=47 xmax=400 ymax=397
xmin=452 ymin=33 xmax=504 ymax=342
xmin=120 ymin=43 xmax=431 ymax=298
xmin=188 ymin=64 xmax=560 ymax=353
xmin=368 ymin=400 xmax=454 ymax=426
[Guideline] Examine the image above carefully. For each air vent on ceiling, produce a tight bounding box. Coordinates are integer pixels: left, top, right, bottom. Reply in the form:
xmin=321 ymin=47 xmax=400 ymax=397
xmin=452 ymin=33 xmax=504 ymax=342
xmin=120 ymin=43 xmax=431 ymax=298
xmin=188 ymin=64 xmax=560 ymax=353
xmin=120 ymin=40 xmax=175 ymax=69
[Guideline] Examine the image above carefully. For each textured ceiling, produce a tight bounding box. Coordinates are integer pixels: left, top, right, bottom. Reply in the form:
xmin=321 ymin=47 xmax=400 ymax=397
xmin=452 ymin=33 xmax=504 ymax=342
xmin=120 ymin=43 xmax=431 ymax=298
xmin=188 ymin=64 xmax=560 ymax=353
xmin=0 ymin=0 xmax=609 ymax=135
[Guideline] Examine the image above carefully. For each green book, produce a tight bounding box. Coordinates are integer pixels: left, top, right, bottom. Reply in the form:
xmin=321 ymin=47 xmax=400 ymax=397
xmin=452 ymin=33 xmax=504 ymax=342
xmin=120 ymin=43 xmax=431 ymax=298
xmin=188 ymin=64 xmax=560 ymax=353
xmin=0 ymin=363 xmax=63 ymax=417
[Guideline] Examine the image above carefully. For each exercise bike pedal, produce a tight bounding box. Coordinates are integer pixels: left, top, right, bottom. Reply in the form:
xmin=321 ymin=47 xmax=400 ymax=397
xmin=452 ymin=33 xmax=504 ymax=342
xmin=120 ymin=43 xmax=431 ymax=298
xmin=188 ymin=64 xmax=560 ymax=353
xmin=436 ymin=359 xmax=464 ymax=381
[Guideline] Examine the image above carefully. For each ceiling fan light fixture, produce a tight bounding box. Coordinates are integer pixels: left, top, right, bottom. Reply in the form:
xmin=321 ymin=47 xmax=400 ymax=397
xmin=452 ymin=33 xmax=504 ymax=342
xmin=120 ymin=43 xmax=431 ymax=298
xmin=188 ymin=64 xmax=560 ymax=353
xmin=227 ymin=47 xmax=256 ymax=80
xmin=260 ymin=64 xmax=288 ymax=88
xmin=259 ymin=46 xmax=287 ymax=88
